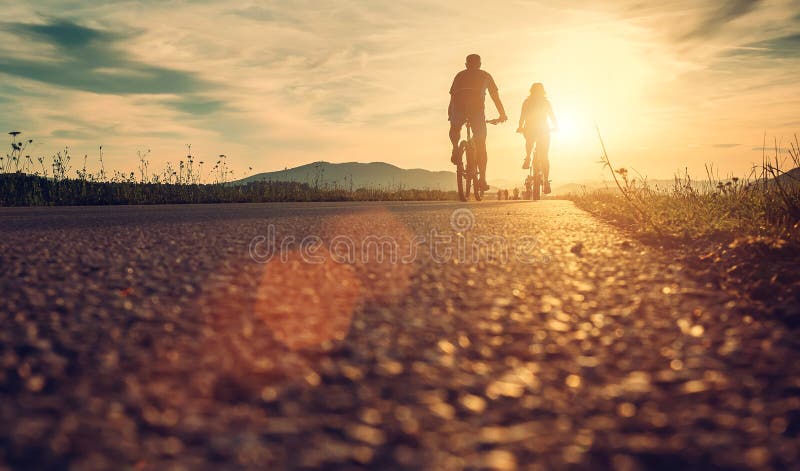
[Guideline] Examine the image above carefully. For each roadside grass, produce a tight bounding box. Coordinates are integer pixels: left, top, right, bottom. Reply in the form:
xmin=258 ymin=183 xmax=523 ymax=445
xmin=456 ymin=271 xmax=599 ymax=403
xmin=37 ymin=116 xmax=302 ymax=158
xmin=569 ymin=131 xmax=800 ymax=318
xmin=1 ymin=132 xmax=456 ymax=205
xmin=569 ymin=174 xmax=799 ymax=242
xmin=569 ymin=133 xmax=800 ymax=242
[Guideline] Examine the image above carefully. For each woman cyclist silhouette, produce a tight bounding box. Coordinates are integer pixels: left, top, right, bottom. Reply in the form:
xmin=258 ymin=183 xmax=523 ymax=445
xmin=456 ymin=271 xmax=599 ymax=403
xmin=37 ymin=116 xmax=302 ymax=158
xmin=517 ymin=83 xmax=558 ymax=194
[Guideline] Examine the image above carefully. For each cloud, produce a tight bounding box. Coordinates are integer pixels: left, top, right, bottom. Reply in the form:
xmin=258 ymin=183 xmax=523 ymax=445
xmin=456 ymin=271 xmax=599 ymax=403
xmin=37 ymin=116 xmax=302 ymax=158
xmin=0 ymin=18 xmax=206 ymax=95
xmin=41 ymin=112 xmax=129 ymax=142
xmin=682 ymin=0 xmax=762 ymax=39
xmin=363 ymin=104 xmax=438 ymax=126
xmin=229 ymin=5 xmax=305 ymax=26
xmin=751 ymin=146 xmax=791 ymax=152
xmin=51 ymin=128 xmax=97 ymax=140
xmin=162 ymin=96 xmax=226 ymax=115
xmin=713 ymin=143 xmax=740 ymax=148
xmin=732 ymin=33 xmax=800 ymax=58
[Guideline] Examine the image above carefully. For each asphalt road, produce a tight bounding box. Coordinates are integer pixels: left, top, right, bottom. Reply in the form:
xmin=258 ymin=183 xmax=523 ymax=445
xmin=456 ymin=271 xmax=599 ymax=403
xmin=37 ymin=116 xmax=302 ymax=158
xmin=1 ymin=201 xmax=798 ymax=470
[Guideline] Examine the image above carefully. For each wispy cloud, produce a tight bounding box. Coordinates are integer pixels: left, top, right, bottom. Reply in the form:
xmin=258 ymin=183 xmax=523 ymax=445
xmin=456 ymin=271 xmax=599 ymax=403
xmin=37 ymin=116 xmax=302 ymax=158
xmin=0 ymin=18 xmax=206 ymax=94
xmin=682 ymin=0 xmax=761 ymax=39
xmin=751 ymin=146 xmax=791 ymax=152
xmin=732 ymin=33 xmax=800 ymax=58
xmin=162 ymin=96 xmax=226 ymax=116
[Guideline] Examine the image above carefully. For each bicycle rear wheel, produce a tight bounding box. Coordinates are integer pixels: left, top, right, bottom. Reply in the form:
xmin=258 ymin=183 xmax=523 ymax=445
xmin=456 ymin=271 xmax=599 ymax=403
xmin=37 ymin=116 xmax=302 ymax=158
xmin=464 ymin=141 xmax=480 ymax=201
xmin=531 ymin=153 xmax=542 ymax=200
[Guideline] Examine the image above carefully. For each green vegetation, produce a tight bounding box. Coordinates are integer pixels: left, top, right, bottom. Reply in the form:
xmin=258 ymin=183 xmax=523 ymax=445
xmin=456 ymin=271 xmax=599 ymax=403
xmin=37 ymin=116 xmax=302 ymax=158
xmin=570 ymin=132 xmax=800 ymax=242
xmin=1 ymin=132 xmax=456 ymax=205
xmin=570 ymin=132 xmax=800 ymax=311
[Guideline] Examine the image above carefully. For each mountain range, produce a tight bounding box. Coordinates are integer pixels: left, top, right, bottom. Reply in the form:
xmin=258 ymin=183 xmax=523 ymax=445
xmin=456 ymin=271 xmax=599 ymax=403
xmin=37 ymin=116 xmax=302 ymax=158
xmin=235 ymin=161 xmax=800 ymax=194
xmin=236 ymin=161 xmax=580 ymax=193
xmin=236 ymin=161 xmax=458 ymax=191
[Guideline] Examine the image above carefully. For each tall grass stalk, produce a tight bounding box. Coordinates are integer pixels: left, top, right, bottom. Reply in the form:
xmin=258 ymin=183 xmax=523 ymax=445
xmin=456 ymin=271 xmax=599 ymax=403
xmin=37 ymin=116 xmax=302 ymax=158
xmin=574 ymin=131 xmax=800 ymax=241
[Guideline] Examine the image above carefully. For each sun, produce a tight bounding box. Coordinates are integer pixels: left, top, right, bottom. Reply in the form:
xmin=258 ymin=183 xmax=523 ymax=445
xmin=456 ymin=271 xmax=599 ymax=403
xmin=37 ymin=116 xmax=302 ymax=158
xmin=551 ymin=107 xmax=592 ymax=144
xmin=555 ymin=111 xmax=576 ymax=138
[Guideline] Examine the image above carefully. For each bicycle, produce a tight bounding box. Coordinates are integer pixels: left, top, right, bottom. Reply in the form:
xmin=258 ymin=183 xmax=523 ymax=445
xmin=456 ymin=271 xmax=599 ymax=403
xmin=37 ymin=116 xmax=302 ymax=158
xmin=521 ymin=127 xmax=554 ymax=201
xmin=524 ymin=151 xmax=544 ymax=200
xmin=455 ymin=117 xmax=502 ymax=202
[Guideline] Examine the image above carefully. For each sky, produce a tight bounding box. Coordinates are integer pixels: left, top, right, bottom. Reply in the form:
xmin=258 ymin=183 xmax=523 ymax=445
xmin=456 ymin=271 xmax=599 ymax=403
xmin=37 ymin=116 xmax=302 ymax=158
xmin=0 ymin=0 xmax=798 ymax=184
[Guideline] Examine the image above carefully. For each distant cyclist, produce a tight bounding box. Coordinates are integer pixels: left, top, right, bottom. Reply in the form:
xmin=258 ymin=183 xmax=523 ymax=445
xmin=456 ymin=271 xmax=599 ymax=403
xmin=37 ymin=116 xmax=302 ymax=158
xmin=517 ymin=82 xmax=558 ymax=194
xmin=448 ymin=54 xmax=507 ymax=191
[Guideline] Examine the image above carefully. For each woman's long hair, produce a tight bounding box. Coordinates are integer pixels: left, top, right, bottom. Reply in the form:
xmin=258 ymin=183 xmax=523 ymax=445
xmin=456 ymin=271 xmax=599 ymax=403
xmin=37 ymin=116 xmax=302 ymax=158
xmin=529 ymin=82 xmax=546 ymax=100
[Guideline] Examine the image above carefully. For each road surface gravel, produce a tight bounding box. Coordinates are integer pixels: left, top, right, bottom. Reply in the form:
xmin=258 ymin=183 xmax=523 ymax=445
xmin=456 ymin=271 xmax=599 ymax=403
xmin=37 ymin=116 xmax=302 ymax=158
xmin=1 ymin=200 xmax=798 ymax=470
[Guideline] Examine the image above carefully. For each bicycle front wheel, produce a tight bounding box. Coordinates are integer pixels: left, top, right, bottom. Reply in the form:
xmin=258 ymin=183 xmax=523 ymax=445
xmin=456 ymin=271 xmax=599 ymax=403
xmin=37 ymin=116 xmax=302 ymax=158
xmin=473 ymin=174 xmax=483 ymax=201
xmin=465 ymin=141 xmax=478 ymax=201
xmin=456 ymin=141 xmax=468 ymax=202
xmin=532 ymin=173 xmax=541 ymax=200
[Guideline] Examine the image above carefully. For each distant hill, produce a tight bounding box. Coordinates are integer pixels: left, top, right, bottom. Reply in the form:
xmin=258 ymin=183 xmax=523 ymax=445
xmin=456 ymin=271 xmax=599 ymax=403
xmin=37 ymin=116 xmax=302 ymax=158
xmin=236 ymin=161 xmax=616 ymax=193
xmin=775 ymin=167 xmax=800 ymax=188
xmin=551 ymin=179 xmax=679 ymax=195
xmin=235 ymin=161 xmax=458 ymax=190
xmin=237 ymin=161 xmax=797 ymax=195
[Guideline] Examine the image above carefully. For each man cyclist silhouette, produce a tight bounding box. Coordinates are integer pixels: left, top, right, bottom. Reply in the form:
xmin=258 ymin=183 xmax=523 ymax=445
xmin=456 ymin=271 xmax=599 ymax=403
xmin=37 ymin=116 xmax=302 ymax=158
xmin=448 ymin=54 xmax=507 ymax=191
